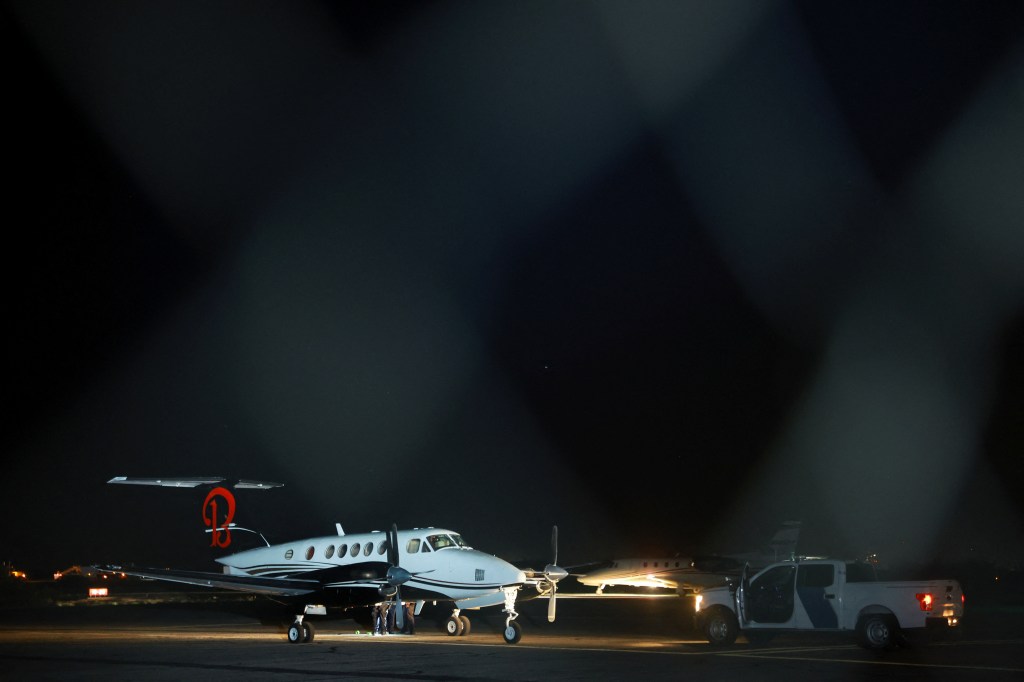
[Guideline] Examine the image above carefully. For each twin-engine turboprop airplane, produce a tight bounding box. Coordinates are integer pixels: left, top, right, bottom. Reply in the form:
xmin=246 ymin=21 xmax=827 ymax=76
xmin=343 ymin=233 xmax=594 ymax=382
xmin=96 ymin=482 xmax=567 ymax=645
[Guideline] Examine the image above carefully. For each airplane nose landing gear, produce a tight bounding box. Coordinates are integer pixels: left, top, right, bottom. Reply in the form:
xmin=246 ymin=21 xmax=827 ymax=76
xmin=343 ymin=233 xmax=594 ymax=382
xmin=502 ymin=619 xmax=522 ymax=644
xmin=501 ymin=585 xmax=522 ymax=644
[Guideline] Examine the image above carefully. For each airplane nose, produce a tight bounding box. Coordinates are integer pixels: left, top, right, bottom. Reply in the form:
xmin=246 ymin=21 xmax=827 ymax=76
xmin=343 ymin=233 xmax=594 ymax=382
xmin=488 ymin=554 xmax=526 ymax=584
xmin=476 ymin=551 xmax=528 ymax=585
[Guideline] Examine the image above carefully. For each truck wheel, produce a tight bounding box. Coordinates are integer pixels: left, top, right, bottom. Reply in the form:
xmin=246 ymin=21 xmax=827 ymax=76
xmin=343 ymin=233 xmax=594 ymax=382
xmin=703 ymin=607 xmax=739 ymax=646
xmin=858 ymin=614 xmax=895 ymax=650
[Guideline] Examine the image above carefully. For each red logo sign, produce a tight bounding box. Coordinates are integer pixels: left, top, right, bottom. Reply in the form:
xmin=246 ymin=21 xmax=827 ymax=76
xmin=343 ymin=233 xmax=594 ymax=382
xmin=202 ymin=487 xmax=236 ymax=548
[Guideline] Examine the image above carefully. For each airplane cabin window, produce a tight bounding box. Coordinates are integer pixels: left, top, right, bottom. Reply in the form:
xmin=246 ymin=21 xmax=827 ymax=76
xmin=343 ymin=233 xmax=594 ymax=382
xmin=338 ymin=544 xmax=347 ymax=558
xmin=350 ymin=543 xmax=361 ymax=557
xmin=363 ymin=543 xmax=373 ymax=556
xmin=325 ymin=545 xmax=335 ymax=559
xmin=407 ymin=538 xmax=421 ymax=553
xmin=305 ymin=546 xmax=314 ymax=560
xmin=285 ymin=549 xmax=294 ymax=560
xmin=377 ymin=540 xmax=387 ymax=555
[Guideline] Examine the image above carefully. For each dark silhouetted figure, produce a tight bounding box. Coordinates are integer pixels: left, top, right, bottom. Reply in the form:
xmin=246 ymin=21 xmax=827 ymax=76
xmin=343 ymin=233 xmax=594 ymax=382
xmin=386 ymin=600 xmax=396 ymax=634
xmin=400 ymin=602 xmax=415 ymax=634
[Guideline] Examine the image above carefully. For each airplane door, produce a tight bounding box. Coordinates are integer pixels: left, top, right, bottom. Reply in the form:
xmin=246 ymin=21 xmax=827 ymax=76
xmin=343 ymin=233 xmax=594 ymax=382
xmin=793 ymin=563 xmax=839 ymax=629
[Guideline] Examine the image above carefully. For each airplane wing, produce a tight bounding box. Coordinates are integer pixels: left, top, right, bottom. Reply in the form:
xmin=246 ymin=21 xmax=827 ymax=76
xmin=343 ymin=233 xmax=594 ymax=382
xmin=94 ymin=565 xmax=318 ymax=596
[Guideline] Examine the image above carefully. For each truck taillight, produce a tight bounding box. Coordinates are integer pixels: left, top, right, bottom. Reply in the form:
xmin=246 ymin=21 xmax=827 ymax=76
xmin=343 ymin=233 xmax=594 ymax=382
xmin=915 ymin=593 xmax=933 ymax=611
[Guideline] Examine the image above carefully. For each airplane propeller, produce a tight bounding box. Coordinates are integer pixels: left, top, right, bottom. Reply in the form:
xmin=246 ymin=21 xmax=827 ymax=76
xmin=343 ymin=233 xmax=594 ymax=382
xmin=542 ymin=525 xmax=569 ymax=622
xmin=386 ymin=523 xmax=406 ymax=631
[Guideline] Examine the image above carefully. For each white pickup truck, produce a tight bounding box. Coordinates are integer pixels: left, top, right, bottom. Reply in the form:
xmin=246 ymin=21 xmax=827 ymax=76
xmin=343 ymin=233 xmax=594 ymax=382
xmin=694 ymin=558 xmax=964 ymax=649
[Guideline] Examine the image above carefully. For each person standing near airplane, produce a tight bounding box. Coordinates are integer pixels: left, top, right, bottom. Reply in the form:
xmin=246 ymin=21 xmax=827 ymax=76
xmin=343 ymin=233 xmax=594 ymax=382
xmin=385 ymin=601 xmax=396 ymax=634
xmin=400 ymin=602 xmax=415 ymax=634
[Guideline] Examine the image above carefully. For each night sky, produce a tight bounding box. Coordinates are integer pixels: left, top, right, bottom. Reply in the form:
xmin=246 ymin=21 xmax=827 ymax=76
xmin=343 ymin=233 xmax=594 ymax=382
xmin=4 ymin=1 xmax=1024 ymax=577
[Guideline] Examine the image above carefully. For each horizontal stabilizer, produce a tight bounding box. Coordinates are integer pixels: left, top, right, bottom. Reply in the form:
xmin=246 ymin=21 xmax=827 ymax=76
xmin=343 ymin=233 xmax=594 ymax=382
xmin=108 ymin=477 xmax=283 ymax=490
xmin=235 ymin=480 xmax=284 ymax=490
xmin=107 ymin=476 xmax=224 ymax=488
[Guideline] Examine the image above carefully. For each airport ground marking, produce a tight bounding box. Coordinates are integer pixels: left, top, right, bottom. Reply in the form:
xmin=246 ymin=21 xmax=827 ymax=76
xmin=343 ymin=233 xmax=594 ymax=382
xmin=724 ymin=651 xmax=1024 ymax=674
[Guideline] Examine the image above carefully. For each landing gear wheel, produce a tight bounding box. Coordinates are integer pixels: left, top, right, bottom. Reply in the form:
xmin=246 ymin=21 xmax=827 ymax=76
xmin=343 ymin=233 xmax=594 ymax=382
xmin=502 ymin=620 xmax=522 ymax=644
xmin=302 ymin=620 xmax=315 ymax=643
xmin=445 ymin=615 xmax=465 ymax=636
xmin=287 ymin=622 xmax=303 ymax=643
xmin=458 ymin=615 xmax=471 ymax=636
xmin=703 ymin=607 xmax=738 ymax=646
xmin=858 ymin=615 xmax=895 ymax=650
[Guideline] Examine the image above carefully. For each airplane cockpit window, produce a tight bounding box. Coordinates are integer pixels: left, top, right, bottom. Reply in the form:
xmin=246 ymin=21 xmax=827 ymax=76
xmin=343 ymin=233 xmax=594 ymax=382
xmin=377 ymin=540 xmax=387 ymax=555
xmin=325 ymin=545 xmax=335 ymax=559
xmin=350 ymin=543 xmax=361 ymax=557
xmin=449 ymin=534 xmax=468 ymax=548
xmin=407 ymin=538 xmax=421 ymax=553
xmin=427 ymin=534 xmax=455 ymax=551
xmin=421 ymin=542 xmax=431 ymax=552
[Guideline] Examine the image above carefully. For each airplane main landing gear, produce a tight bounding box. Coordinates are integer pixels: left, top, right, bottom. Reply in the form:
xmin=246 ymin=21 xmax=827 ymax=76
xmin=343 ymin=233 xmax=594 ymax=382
xmin=445 ymin=615 xmax=463 ymax=636
xmin=287 ymin=619 xmax=315 ymax=644
xmin=445 ymin=609 xmax=472 ymax=636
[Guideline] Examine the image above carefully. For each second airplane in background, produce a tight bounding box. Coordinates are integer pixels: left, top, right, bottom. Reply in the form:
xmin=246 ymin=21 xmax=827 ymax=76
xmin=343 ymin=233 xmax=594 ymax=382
xmin=572 ymin=521 xmax=802 ymax=595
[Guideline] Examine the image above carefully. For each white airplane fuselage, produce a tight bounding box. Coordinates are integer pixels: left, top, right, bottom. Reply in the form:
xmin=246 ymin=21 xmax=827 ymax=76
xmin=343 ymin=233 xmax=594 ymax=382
xmin=218 ymin=527 xmax=526 ymax=606
xmin=576 ymin=558 xmax=690 ymax=592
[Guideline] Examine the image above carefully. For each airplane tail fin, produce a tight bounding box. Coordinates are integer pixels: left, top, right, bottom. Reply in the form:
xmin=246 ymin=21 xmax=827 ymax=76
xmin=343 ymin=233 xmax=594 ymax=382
xmin=767 ymin=521 xmax=801 ymax=561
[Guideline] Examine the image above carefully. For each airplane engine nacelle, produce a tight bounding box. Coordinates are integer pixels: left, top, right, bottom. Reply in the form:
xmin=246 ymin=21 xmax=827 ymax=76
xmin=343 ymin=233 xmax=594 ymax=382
xmin=378 ymin=585 xmax=398 ymax=598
